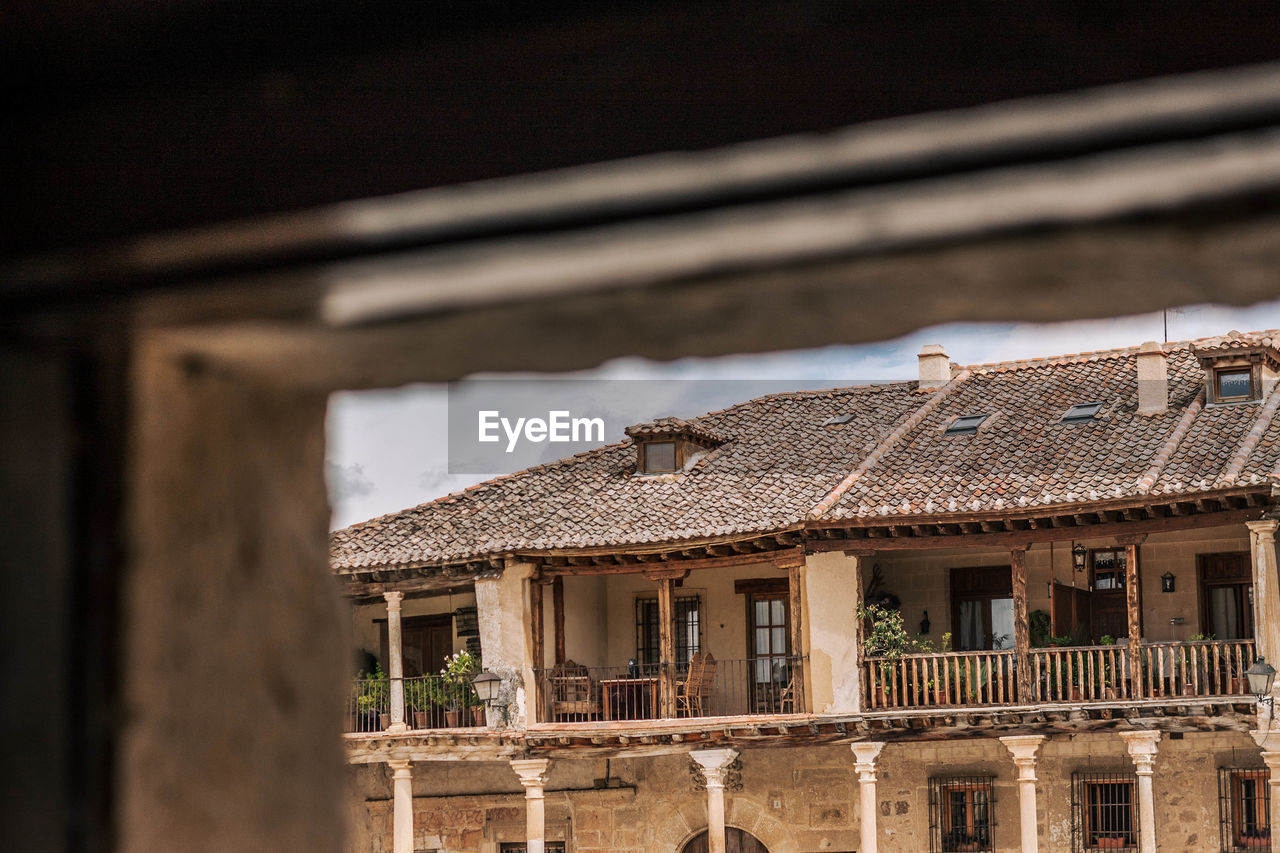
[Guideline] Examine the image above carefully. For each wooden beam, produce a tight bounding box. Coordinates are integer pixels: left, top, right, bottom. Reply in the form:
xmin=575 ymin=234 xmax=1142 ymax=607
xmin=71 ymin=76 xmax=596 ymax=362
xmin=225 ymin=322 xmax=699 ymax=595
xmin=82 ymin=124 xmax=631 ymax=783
xmin=657 ymin=577 xmax=676 ymax=718
xmin=1125 ymin=541 xmax=1143 ymax=699
xmin=530 ymin=578 xmax=545 ymax=721
xmin=808 ymin=507 xmax=1263 ymax=552
xmin=552 ymin=576 xmax=565 ymax=667
xmin=1010 ymin=546 xmax=1032 ymax=704
xmin=540 ymin=547 xmax=805 ymax=577
xmin=789 ymin=561 xmax=805 ymax=713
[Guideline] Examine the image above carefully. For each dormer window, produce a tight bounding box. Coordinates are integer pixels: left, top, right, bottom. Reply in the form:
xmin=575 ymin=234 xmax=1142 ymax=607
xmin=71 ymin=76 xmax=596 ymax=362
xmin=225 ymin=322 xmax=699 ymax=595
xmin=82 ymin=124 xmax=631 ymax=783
xmin=640 ymin=441 xmax=677 ymax=473
xmin=1192 ymin=334 xmax=1278 ymax=405
xmin=625 ymin=417 xmax=727 ymax=475
xmin=1216 ymin=368 xmax=1255 ymax=403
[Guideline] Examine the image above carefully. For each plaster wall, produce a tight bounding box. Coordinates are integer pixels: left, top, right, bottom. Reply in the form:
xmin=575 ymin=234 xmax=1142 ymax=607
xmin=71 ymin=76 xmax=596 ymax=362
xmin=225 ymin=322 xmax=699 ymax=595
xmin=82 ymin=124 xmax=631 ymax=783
xmin=347 ymin=730 xmax=1262 ymax=853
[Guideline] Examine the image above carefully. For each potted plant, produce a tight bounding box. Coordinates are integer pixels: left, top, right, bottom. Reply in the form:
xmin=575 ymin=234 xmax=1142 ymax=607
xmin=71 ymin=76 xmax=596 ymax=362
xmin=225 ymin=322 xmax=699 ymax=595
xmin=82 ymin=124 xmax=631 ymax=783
xmin=859 ymin=603 xmax=911 ymax=706
xmin=439 ymin=649 xmax=481 ymax=727
xmin=1099 ymin=635 xmax=1116 ymax=699
xmin=403 ymin=677 xmax=432 ymax=729
xmin=354 ymin=663 xmax=389 ymax=731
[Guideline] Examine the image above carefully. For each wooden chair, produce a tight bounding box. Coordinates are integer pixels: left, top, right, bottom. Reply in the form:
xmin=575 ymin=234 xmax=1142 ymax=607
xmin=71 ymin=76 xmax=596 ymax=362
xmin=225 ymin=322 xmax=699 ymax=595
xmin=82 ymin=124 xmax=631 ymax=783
xmin=548 ymin=660 xmax=599 ymax=721
xmin=675 ymin=652 xmax=716 ymax=716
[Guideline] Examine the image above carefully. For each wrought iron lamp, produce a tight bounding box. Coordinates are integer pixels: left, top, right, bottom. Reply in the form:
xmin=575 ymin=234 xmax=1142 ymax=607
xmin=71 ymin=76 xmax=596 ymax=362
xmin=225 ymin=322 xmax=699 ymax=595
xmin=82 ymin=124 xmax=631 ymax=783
xmin=1160 ymin=571 xmax=1175 ymax=593
xmin=1245 ymin=657 xmax=1276 ymax=710
xmin=471 ymin=670 xmax=502 ymax=725
xmin=1072 ymin=543 xmax=1087 ymax=572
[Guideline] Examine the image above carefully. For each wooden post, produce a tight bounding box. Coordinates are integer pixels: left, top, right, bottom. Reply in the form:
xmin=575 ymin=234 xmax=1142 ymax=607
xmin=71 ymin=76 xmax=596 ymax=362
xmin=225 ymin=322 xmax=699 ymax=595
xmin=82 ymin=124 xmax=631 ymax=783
xmin=1011 ymin=546 xmax=1031 ymax=703
xmin=1122 ymin=536 xmax=1146 ymax=699
xmin=530 ymin=578 xmax=545 ymax=721
xmin=552 ymin=576 xmax=565 ymax=666
xmin=657 ymin=576 xmax=676 ymax=717
xmin=788 ymin=559 xmax=805 ymax=711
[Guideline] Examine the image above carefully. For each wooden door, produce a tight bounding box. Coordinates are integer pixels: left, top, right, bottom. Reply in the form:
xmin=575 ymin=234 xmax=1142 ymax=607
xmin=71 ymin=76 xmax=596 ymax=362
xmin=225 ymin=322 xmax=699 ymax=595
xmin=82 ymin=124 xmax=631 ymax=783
xmin=1089 ymin=548 xmax=1129 ymax=641
xmin=1199 ymin=552 xmax=1253 ymax=639
xmin=681 ymin=828 xmax=770 ymax=853
xmin=381 ymin=614 xmax=453 ymax=676
xmin=1051 ymin=582 xmax=1093 ymax=644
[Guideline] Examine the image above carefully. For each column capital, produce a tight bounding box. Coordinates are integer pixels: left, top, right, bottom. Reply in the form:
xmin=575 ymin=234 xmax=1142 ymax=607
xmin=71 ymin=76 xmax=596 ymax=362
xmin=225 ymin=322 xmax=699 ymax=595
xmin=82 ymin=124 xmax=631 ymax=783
xmin=387 ymin=757 xmax=412 ymax=776
xmin=1250 ymin=730 xmax=1280 ymax=752
xmin=1000 ymin=735 xmax=1046 ymax=773
xmin=510 ymin=758 xmax=551 ymax=791
xmin=691 ymin=748 xmax=740 ymax=788
xmin=383 ymin=589 xmax=404 ymax=610
xmin=1120 ymin=730 xmax=1161 ymax=773
xmin=851 ymin=742 xmax=885 ymax=781
xmin=1248 ymin=519 xmax=1280 ymax=540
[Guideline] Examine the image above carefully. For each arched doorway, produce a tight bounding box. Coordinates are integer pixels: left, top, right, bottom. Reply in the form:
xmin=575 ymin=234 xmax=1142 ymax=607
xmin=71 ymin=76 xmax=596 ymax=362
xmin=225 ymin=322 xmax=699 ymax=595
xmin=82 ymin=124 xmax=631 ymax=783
xmin=681 ymin=827 xmax=769 ymax=853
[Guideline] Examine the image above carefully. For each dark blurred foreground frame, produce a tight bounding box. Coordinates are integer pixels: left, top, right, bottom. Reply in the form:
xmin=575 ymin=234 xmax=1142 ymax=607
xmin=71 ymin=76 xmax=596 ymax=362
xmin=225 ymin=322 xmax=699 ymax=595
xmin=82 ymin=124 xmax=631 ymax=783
xmin=4 ymin=5 xmax=1280 ymax=852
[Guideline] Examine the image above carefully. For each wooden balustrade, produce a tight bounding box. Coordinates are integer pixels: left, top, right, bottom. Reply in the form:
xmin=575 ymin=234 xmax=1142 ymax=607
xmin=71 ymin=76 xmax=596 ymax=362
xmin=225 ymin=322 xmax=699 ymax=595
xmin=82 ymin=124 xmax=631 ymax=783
xmin=863 ymin=639 xmax=1255 ymax=711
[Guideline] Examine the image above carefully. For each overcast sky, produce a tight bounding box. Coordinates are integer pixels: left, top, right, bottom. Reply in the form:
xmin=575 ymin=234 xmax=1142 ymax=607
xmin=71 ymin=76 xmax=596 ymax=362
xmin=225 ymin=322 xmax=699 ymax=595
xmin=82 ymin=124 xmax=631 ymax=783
xmin=326 ymin=299 xmax=1280 ymax=530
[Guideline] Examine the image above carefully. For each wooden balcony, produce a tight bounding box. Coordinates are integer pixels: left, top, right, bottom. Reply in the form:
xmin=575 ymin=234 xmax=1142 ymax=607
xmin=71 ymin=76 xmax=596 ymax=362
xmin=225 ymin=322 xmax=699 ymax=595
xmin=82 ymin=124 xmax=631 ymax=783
xmin=534 ymin=655 xmax=804 ymax=724
xmin=863 ymin=639 xmax=1256 ymax=710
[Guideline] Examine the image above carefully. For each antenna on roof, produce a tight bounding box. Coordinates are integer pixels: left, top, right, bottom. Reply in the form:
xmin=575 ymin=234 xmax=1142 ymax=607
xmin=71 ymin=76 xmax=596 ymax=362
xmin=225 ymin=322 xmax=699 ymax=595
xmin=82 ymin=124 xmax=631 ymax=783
xmin=1163 ymin=309 xmax=1168 ymax=343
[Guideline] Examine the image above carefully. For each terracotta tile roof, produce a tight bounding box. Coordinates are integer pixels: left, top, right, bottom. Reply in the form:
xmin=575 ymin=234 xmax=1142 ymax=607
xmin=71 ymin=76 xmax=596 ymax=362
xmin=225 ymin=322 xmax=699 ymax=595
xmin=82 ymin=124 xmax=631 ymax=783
xmin=331 ymin=332 xmax=1280 ymax=571
xmin=624 ymin=416 xmax=727 ymax=445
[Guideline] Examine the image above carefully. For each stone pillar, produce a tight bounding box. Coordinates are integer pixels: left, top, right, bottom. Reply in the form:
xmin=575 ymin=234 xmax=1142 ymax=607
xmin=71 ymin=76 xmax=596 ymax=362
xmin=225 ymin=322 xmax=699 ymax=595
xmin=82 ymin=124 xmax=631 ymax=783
xmin=384 ymin=590 xmax=407 ymax=732
xmin=511 ymin=758 xmax=551 ymax=853
xmin=1120 ymin=731 xmax=1160 ymax=853
xmin=1000 ymin=735 xmax=1046 ymax=853
xmin=691 ymin=748 xmax=740 ymax=853
xmin=1249 ymin=520 xmax=1280 ymax=706
xmin=851 ymin=742 xmax=885 ymax=853
xmin=805 ymin=550 xmax=870 ymax=713
xmin=387 ymin=758 xmax=414 ymax=853
xmin=1250 ymin=737 xmax=1280 ymax=853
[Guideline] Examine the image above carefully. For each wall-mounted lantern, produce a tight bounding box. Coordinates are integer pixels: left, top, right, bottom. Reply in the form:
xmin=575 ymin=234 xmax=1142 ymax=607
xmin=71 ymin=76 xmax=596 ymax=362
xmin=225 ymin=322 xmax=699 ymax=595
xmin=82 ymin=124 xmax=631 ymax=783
xmin=1072 ymin=543 xmax=1087 ymax=573
xmin=1160 ymin=571 xmax=1176 ymax=593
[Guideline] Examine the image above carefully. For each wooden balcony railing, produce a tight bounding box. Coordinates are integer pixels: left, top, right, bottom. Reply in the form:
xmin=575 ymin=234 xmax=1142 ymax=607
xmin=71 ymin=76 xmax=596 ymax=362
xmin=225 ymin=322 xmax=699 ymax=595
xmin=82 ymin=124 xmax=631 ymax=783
xmin=535 ymin=655 xmax=804 ymax=723
xmin=864 ymin=639 xmax=1255 ymax=710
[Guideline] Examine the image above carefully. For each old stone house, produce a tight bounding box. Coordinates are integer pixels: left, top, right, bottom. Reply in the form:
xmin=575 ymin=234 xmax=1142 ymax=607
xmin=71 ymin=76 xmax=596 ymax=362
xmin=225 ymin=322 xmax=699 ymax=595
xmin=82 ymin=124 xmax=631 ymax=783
xmin=331 ymin=330 xmax=1280 ymax=853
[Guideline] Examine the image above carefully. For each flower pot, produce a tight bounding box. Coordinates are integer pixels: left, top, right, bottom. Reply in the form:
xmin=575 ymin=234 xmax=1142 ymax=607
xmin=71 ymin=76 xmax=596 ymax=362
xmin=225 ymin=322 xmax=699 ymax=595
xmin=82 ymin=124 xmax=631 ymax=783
xmin=1070 ymin=686 xmax=1082 ymax=701
xmin=1095 ymin=836 xmax=1128 ymax=848
xmin=379 ymin=712 xmax=390 ymax=730
xmin=471 ymin=706 xmax=486 ymax=727
xmin=445 ymin=709 xmax=461 ymax=728
xmin=412 ymin=710 xmax=428 ymax=729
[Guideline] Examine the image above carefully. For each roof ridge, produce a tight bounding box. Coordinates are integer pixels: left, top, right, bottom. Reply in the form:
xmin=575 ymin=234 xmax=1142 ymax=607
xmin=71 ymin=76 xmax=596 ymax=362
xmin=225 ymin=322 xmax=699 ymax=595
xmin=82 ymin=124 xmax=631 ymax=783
xmin=1135 ymin=388 xmax=1205 ymax=494
xmin=694 ymin=379 xmax=915 ymax=420
xmin=962 ymin=328 xmax=1280 ymax=374
xmin=1218 ymin=388 xmax=1280 ymax=487
xmin=807 ymin=369 xmax=973 ymax=519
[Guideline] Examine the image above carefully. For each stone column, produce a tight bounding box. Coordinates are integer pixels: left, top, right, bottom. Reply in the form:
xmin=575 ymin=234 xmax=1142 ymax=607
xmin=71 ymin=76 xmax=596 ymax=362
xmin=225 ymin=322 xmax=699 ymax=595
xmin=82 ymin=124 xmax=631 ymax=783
xmin=1250 ymin=739 xmax=1280 ymax=853
xmin=387 ymin=758 xmax=414 ymax=853
xmin=1249 ymin=520 xmax=1280 ymax=703
xmin=511 ymin=758 xmax=551 ymax=853
xmin=1120 ymin=731 xmax=1160 ymax=853
xmin=1000 ymin=735 xmax=1046 ymax=853
xmin=384 ymin=590 xmax=407 ymax=732
xmin=851 ymin=742 xmax=885 ymax=853
xmin=691 ymin=748 xmax=740 ymax=853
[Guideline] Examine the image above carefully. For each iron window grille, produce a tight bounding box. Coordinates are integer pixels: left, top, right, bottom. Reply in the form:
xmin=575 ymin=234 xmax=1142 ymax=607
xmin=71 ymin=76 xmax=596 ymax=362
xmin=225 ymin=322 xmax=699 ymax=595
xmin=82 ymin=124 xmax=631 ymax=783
xmin=1219 ymin=767 xmax=1272 ymax=851
xmin=500 ymin=845 xmax=566 ymax=853
xmin=635 ymin=594 xmax=701 ymax=668
xmin=1072 ymin=772 xmax=1138 ymax=852
xmin=929 ymin=776 xmax=996 ymax=853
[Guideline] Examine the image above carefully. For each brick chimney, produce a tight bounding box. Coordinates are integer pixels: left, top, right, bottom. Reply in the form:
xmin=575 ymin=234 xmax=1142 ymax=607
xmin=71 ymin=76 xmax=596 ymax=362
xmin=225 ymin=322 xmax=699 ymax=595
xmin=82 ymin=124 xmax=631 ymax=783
xmin=917 ymin=344 xmax=951 ymax=390
xmin=1136 ymin=340 xmax=1168 ymax=414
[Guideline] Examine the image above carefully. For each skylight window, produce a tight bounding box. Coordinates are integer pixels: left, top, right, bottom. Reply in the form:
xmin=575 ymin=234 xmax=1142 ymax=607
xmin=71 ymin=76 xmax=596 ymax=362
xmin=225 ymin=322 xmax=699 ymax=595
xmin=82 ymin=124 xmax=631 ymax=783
xmin=823 ymin=414 xmax=855 ymax=426
xmin=1062 ymin=402 xmax=1104 ymax=423
xmin=944 ymin=414 xmax=988 ymax=435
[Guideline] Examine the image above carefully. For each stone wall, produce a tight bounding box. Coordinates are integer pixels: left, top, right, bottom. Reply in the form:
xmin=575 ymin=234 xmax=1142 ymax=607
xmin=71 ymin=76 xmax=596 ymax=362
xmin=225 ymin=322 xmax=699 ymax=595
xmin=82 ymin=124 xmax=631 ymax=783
xmin=347 ymin=729 xmax=1264 ymax=852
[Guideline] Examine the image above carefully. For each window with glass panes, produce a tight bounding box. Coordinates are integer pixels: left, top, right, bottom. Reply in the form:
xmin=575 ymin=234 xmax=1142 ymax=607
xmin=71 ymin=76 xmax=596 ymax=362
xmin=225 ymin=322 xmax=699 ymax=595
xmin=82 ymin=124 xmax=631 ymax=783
xmin=929 ymin=776 xmax=995 ymax=853
xmin=1219 ymin=767 xmax=1271 ymax=851
xmin=635 ymin=595 xmax=701 ymax=668
xmin=1072 ymin=773 xmax=1137 ymax=851
xmin=748 ymin=592 xmax=789 ymax=690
